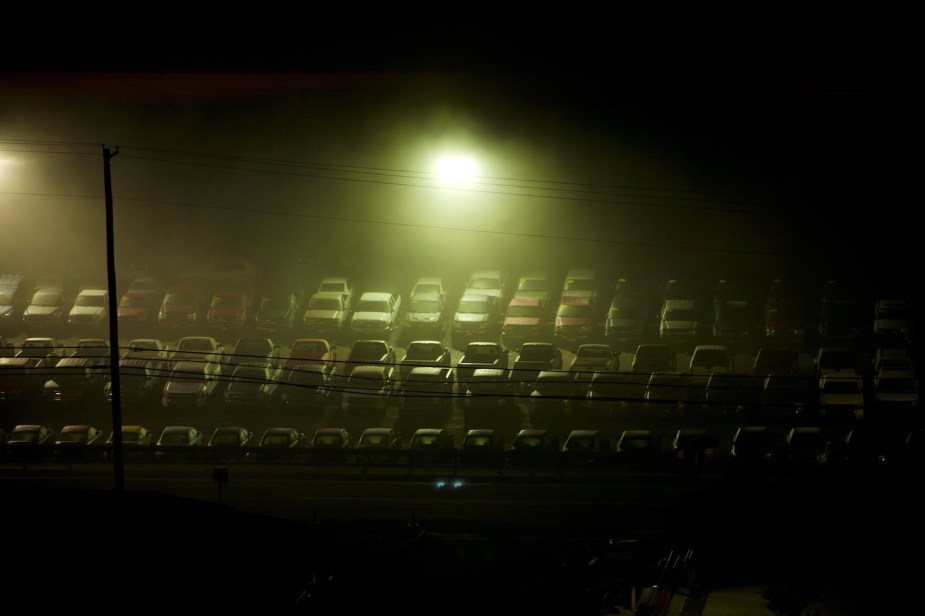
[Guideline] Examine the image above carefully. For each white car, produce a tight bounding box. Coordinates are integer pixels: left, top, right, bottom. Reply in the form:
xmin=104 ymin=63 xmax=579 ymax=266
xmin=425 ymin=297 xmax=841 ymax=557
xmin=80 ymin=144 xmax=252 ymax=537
xmin=67 ymin=288 xmax=108 ymax=330
xmin=659 ymin=298 xmax=700 ymax=342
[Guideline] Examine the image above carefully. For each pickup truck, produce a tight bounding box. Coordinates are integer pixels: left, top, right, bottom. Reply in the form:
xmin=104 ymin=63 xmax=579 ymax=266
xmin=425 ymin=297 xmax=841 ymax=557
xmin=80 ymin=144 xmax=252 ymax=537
xmin=350 ymin=291 xmax=403 ymax=338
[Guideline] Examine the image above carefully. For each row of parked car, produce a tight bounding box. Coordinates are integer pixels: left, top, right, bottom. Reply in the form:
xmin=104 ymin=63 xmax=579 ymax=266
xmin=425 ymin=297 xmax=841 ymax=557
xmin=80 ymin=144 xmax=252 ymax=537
xmin=2 ymin=265 xmax=916 ymax=355
xmin=0 ymin=328 xmax=918 ymax=425
xmin=3 ymin=421 xmax=923 ymax=476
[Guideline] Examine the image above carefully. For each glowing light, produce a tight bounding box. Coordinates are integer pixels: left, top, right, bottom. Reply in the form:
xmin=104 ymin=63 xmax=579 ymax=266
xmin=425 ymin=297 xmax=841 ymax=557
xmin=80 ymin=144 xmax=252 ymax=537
xmin=433 ymin=155 xmax=479 ymax=183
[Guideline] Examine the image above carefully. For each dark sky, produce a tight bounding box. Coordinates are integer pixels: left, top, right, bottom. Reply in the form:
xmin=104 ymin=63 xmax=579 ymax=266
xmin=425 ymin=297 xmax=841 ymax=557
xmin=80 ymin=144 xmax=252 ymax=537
xmin=1 ymin=19 xmax=921 ymax=296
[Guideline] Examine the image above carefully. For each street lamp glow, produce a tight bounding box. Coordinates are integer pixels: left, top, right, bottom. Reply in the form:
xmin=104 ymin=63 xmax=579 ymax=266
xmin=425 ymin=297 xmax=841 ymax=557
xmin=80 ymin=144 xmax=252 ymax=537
xmin=433 ymin=155 xmax=479 ymax=183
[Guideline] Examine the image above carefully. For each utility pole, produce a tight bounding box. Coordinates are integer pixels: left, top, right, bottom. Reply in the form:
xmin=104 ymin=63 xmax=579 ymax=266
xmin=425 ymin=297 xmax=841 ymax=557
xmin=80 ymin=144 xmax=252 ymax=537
xmin=103 ymin=145 xmax=124 ymax=492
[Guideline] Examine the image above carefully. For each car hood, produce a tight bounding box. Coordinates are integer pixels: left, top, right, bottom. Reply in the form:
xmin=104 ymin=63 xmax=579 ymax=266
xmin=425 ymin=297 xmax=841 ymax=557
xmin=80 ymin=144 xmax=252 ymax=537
xmin=505 ymin=317 xmax=540 ymax=326
xmin=118 ymin=307 xmax=149 ymax=317
xmin=305 ymin=309 xmax=343 ymax=320
xmin=662 ymin=318 xmax=697 ymax=329
xmin=456 ymin=313 xmax=489 ymax=323
xmin=406 ymin=312 xmax=440 ymax=323
xmin=70 ymin=306 xmax=105 ymax=317
xmin=228 ymin=381 xmax=265 ymax=393
xmin=556 ymin=316 xmax=591 ymax=326
xmin=352 ymin=312 xmax=389 ymax=323
xmin=209 ymin=307 xmax=244 ymax=318
xmin=25 ymin=306 xmax=62 ymax=316
xmin=164 ymin=380 xmax=205 ymax=394
xmin=513 ymin=361 xmax=555 ymax=374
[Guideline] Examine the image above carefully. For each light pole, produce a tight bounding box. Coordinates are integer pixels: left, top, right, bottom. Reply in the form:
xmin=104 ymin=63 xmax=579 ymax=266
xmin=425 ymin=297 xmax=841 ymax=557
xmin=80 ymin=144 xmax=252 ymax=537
xmin=103 ymin=145 xmax=124 ymax=492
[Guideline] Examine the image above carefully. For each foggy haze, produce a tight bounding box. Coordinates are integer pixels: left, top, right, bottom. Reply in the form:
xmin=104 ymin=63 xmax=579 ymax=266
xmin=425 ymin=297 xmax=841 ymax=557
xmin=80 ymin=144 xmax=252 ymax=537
xmin=1 ymin=66 xmax=920 ymax=298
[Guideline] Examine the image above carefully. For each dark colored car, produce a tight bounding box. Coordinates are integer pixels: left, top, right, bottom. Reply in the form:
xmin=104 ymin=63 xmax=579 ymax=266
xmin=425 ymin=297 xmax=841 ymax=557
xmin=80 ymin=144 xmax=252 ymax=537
xmin=455 ymin=342 xmax=509 ymax=386
xmin=510 ymin=342 xmax=563 ymax=393
xmin=246 ymin=427 xmax=306 ymax=462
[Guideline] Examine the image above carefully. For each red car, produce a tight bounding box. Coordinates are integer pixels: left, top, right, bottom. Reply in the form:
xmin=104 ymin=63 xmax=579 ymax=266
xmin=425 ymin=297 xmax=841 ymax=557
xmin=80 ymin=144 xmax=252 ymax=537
xmin=206 ymin=286 xmax=253 ymax=332
xmin=158 ymin=283 xmax=207 ymax=330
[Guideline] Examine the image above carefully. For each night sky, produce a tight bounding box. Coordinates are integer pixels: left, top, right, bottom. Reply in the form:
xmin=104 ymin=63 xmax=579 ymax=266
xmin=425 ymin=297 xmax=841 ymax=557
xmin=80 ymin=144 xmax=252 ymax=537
xmin=1 ymin=19 xmax=920 ymax=299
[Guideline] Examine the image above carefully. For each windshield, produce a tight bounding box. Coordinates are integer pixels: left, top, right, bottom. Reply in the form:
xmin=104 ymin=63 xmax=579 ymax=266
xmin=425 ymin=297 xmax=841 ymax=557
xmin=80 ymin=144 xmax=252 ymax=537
xmin=405 ymin=343 xmax=443 ymax=360
xmin=558 ymin=305 xmax=591 ymax=318
xmin=75 ymin=294 xmax=104 ymax=307
xmin=31 ymin=292 xmax=62 ymax=307
xmin=356 ymin=300 xmax=389 ymax=313
xmin=457 ymin=299 xmax=490 ymax=314
xmin=506 ymin=305 xmax=539 ymax=318
xmin=310 ymin=298 xmax=342 ymax=311
xmin=409 ymin=299 xmax=441 ymax=313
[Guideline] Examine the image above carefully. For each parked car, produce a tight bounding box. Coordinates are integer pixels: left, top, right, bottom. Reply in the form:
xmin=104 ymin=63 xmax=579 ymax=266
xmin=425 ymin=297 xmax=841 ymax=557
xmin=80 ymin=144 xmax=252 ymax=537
xmin=659 ymin=298 xmax=700 ymax=345
xmin=226 ymin=337 xmax=281 ymax=371
xmin=451 ymin=292 xmax=501 ymax=349
xmin=161 ymin=360 xmax=222 ymax=409
xmin=0 ymin=274 xmax=36 ymax=335
xmin=302 ymin=291 xmax=350 ymax=338
xmin=402 ymin=292 xmax=448 ymax=340
xmin=528 ymin=370 xmax=581 ymax=419
xmin=0 ymin=356 xmax=51 ymax=407
xmin=462 ymin=368 xmax=514 ymax=415
xmin=615 ymin=429 xmax=662 ymax=468
xmin=117 ymin=286 xmax=162 ymax=332
xmin=397 ymin=340 xmax=452 ymax=384
xmin=42 ymin=355 xmax=108 ymax=409
xmin=223 ymin=362 xmax=277 ymax=410
xmin=501 ymin=296 xmax=549 ymax=349
xmin=316 ymin=276 xmax=355 ymax=313
xmin=568 ymin=343 xmax=617 ymax=383
xmin=604 ymin=297 xmax=647 ymax=345
xmin=561 ymin=429 xmax=609 ymax=466
xmin=273 ymin=363 xmax=332 ymax=411
xmin=206 ymin=286 xmax=253 ymax=332
xmin=343 ymin=339 xmax=396 ymax=377
xmin=205 ymin=426 xmax=256 ymax=461
xmin=168 ymin=335 xmax=225 ymax=368
xmin=752 ymin=346 xmax=800 ymax=377
xmin=464 ymin=269 xmax=508 ymax=301
xmin=158 ymin=281 xmax=208 ymax=330
xmin=409 ymin=427 xmax=455 ymax=464
xmin=68 ymin=288 xmax=109 ymax=333
xmin=818 ymin=373 xmax=865 ymax=421
xmin=350 ymin=290 xmax=403 ymax=339
xmin=510 ymin=342 xmax=563 ymax=393
xmin=631 ymin=343 xmax=676 ymax=374
xmin=105 ymin=424 xmax=155 ymax=462
xmin=311 ymin=427 xmax=352 ymax=447
xmin=872 ymin=298 xmax=914 ymax=341
xmin=459 ymin=428 xmax=506 ymax=466
xmin=254 ymin=288 xmax=302 ymax=334
xmin=16 ymin=337 xmax=65 ymax=363
xmin=396 ymin=366 xmax=454 ymax=414
xmin=154 ymin=425 xmax=203 ymax=461
xmin=356 ymin=427 xmax=403 ymax=451
xmin=553 ymin=295 xmax=597 ymax=348
xmin=122 ymin=338 xmax=170 ymax=374
xmin=355 ymin=427 xmax=403 ymax=463
xmin=670 ymin=428 xmax=719 ymax=470
xmin=455 ymin=341 xmax=509 ymax=386
xmin=729 ymin=425 xmax=779 ymax=470
xmin=21 ymin=282 xmax=76 ymax=335
xmin=309 ymin=427 xmax=353 ymax=462
xmin=584 ymin=370 xmax=649 ymax=414
xmin=104 ymin=358 xmax=161 ymax=405
xmin=285 ymin=338 xmax=337 ymax=371
xmin=560 ymin=268 xmax=599 ymax=300
xmin=5 ymin=424 xmax=55 ymax=461
xmin=340 ymin=364 xmax=393 ymax=415
xmin=54 ymin=424 xmax=104 ymax=461
xmin=246 ymin=427 xmax=306 ymax=462
xmin=784 ymin=426 xmax=830 ymax=471
xmin=410 ymin=276 xmax=447 ymax=303
xmin=509 ymin=428 xmax=559 ymax=466
xmin=513 ymin=270 xmax=553 ymax=303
